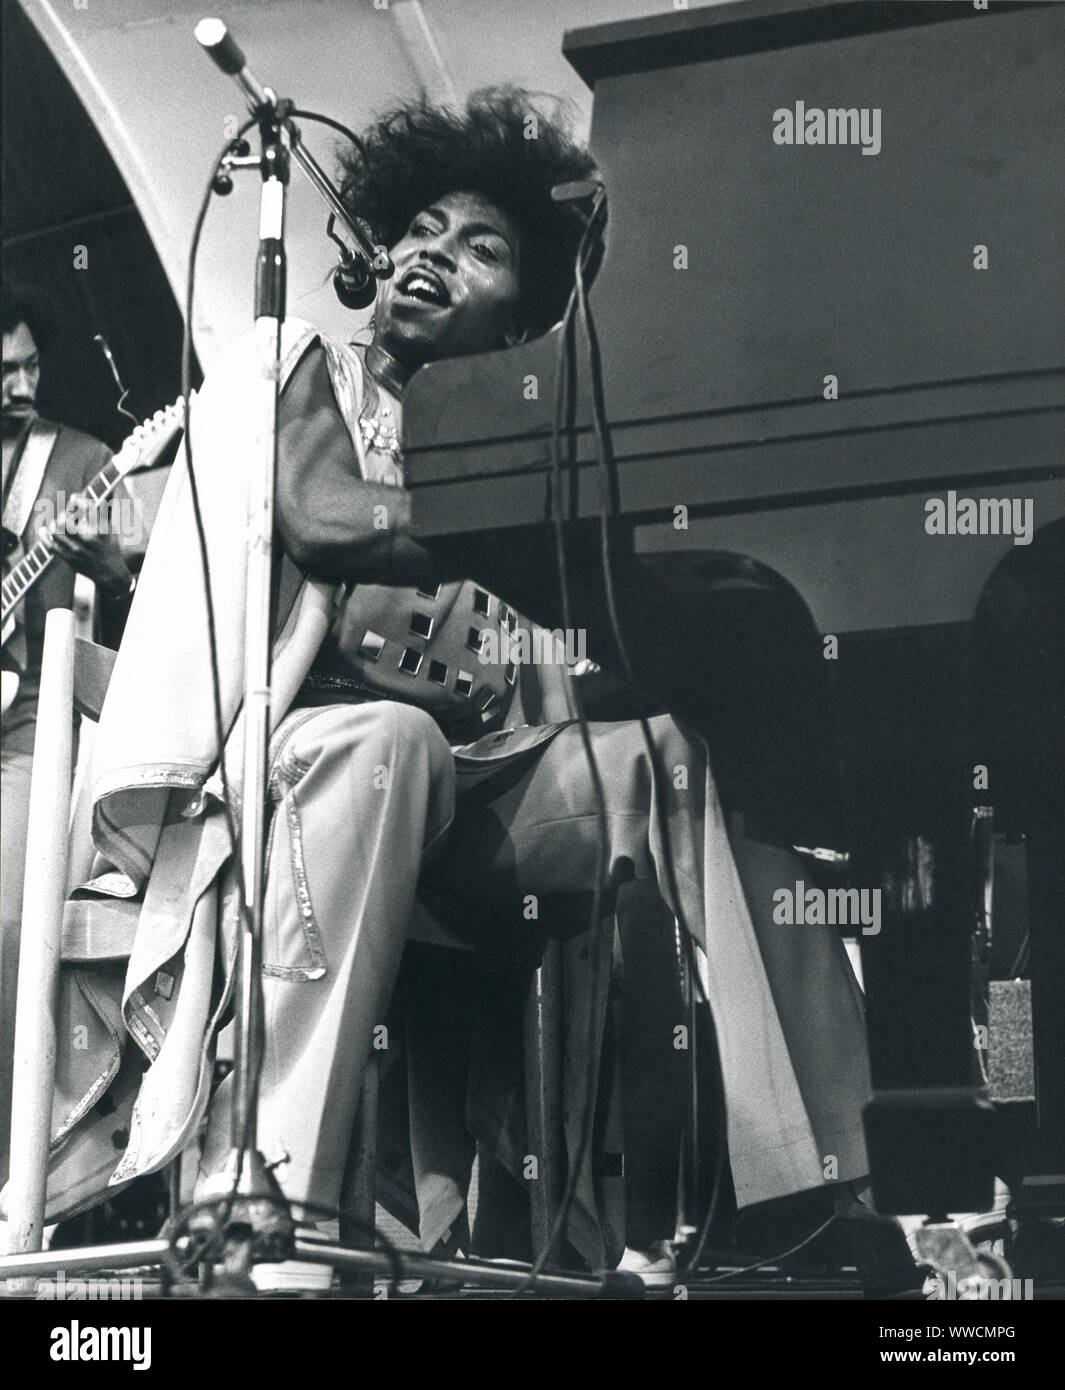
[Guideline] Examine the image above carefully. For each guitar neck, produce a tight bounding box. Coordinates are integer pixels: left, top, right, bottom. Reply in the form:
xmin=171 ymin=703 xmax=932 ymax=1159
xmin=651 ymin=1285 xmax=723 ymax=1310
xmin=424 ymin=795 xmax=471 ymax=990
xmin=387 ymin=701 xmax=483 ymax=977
xmin=0 ymin=457 xmax=126 ymax=622
xmin=0 ymin=395 xmax=187 ymax=633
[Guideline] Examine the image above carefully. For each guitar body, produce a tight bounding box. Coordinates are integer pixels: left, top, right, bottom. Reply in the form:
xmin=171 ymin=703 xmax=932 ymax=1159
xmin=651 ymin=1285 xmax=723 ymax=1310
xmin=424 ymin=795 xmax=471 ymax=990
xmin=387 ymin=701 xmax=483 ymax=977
xmin=1 ymin=531 xmax=21 ymax=717
xmin=1 ymin=669 xmax=18 ymax=717
xmin=0 ymin=396 xmax=189 ymax=725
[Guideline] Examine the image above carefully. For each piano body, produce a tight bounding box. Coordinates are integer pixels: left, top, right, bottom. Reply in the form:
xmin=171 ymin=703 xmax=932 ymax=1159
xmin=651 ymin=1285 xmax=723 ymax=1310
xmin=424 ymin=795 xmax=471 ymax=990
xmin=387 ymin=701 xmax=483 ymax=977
xmin=402 ymin=0 xmax=1065 ymax=1220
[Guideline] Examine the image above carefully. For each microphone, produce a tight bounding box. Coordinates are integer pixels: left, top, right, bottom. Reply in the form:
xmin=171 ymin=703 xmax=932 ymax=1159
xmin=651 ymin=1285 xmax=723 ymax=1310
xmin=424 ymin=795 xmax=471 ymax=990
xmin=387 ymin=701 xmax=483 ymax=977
xmin=333 ymin=253 xmax=378 ymax=311
xmin=195 ymin=17 xmax=251 ymax=80
xmin=196 ymin=16 xmax=395 ymax=309
xmin=326 ymin=214 xmax=383 ymax=310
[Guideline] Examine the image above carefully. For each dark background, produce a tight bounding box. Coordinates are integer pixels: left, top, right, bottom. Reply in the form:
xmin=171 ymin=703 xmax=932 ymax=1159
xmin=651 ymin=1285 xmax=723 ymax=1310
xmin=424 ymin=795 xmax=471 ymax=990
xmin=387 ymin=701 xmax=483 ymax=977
xmin=2 ymin=0 xmax=185 ymax=450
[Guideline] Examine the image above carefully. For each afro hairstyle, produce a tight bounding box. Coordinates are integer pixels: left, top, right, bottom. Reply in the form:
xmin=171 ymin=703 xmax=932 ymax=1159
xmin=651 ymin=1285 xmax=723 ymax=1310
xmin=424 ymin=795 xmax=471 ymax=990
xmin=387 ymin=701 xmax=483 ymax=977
xmin=337 ymin=87 xmax=596 ymax=340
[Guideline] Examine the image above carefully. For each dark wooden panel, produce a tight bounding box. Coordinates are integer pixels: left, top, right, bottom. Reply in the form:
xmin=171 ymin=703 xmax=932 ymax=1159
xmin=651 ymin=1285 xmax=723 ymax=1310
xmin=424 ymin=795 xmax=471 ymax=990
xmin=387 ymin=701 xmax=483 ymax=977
xmin=584 ymin=2 xmax=1065 ymax=417
xmin=562 ymin=0 xmax=1039 ymax=86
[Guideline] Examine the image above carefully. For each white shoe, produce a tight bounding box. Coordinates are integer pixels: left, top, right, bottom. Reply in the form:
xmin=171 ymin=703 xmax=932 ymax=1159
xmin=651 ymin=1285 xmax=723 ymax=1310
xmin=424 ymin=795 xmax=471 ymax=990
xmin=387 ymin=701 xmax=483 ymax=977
xmin=618 ymin=1240 xmax=677 ymax=1289
xmin=251 ymin=1258 xmax=334 ymax=1293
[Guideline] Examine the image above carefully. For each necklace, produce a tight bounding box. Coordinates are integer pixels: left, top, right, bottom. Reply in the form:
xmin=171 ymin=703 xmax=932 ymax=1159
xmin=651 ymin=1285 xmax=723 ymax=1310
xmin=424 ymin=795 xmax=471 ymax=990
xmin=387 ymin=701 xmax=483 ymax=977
xmin=357 ymin=349 xmax=404 ymax=466
xmin=357 ymin=402 xmax=403 ymax=463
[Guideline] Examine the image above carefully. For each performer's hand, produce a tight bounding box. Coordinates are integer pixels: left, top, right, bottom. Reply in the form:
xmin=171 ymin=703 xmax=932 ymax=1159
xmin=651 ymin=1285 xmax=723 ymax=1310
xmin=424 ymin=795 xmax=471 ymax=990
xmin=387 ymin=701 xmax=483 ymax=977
xmin=42 ymin=496 xmax=134 ymax=598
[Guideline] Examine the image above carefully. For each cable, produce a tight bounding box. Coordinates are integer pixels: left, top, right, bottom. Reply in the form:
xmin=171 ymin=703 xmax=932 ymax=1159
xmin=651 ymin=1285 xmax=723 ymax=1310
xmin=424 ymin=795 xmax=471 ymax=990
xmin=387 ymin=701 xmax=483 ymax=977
xmin=1006 ymin=933 xmax=1029 ymax=980
xmin=694 ymin=1215 xmax=836 ymax=1286
xmin=506 ymin=223 xmax=610 ymax=1297
xmin=573 ymin=203 xmax=706 ymax=1005
xmin=679 ymin=1133 xmax=725 ymax=1278
xmin=162 ymin=116 xmax=264 ymax=1278
xmin=572 ymin=195 xmax=727 ymax=1262
xmin=93 ymin=334 xmax=140 ymax=429
xmin=289 ymin=109 xmax=367 ymax=161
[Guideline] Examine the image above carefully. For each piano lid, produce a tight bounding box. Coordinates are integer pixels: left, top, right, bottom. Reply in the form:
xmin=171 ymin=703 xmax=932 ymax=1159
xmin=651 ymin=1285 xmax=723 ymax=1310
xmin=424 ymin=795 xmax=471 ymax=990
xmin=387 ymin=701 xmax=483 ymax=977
xmin=561 ymin=0 xmax=1043 ymax=87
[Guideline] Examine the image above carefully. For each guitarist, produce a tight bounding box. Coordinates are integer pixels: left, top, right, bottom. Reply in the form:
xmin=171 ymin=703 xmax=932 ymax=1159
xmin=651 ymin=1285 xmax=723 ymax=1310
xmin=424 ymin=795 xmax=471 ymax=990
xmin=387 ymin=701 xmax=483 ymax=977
xmin=1 ymin=281 xmax=134 ymax=1181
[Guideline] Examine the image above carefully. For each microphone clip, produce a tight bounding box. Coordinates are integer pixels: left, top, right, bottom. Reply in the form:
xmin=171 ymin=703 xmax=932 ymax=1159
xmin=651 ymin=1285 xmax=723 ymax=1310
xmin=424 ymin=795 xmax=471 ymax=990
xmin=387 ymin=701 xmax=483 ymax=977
xmin=327 ymin=214 xmax=385 ymax=311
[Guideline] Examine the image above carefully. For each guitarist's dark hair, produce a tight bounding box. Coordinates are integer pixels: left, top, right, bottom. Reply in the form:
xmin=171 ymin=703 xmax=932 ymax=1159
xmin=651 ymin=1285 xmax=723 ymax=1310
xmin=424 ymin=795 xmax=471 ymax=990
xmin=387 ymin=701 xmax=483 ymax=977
xmin=1 ymin=281 xmax=58 ymax=350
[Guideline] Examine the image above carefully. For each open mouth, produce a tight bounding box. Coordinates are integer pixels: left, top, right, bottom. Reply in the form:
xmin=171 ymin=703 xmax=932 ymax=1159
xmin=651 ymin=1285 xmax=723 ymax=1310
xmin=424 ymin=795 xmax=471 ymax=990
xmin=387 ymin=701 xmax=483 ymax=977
xmin=397 ymin=266 xmax=450 ymax=307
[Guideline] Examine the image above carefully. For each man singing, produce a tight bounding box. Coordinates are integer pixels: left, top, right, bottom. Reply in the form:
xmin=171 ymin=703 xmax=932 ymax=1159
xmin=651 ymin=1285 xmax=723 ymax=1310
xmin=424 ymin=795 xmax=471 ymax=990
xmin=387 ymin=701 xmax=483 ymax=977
xmin=11 ymin=91 xmax=879 ymax=1288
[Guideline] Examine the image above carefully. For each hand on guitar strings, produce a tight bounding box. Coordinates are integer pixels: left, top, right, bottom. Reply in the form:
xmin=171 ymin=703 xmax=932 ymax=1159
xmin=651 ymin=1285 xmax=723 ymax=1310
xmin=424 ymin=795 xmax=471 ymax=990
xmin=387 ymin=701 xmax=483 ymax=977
xmin=40 ymin=494 xmax=134 ymax=599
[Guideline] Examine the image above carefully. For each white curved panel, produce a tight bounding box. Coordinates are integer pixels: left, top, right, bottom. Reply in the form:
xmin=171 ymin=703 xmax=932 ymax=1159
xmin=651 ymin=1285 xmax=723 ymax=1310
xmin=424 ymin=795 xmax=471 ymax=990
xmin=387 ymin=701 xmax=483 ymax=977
xmin=18 ymin=0 xmax=676 ymax=367
xmin=20 ymin=0 xmax=424 ymax=366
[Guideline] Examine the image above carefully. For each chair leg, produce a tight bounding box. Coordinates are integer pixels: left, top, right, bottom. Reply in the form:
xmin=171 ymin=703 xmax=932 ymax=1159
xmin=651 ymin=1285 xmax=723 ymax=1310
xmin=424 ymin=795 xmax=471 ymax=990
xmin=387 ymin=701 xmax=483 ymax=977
xmin=338 ymin=1058 xmax=379 ymax=1294
xmin=524 ymin=938 xmax=564 ymax=1262
xmin=5 ymin=609 xmax=75 ymax=1263
xmin=616 ymin=883 xmax=687 ymax=1251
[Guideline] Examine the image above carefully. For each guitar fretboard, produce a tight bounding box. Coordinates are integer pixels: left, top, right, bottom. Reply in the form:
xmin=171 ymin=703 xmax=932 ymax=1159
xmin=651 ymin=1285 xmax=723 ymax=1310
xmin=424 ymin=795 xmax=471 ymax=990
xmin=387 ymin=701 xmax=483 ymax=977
xmin=2 ymin=457 xmax=126 ymax=620
xmin=0 ymin=396 xmax=186 ymax=633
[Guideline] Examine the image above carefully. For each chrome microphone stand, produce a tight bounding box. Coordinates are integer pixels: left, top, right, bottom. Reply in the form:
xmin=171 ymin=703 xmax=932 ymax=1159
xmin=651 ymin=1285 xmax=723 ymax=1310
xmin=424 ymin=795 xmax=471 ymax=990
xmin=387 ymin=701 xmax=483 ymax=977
xmin=187 ymin=17 xmax=392 ymax=1289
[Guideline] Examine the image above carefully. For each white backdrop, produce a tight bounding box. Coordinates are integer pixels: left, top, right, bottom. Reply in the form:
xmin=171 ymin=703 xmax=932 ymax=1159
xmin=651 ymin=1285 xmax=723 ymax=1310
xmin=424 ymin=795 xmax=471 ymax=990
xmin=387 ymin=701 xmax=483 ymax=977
xmin=19 ymin=0 xmax=699 ymax=368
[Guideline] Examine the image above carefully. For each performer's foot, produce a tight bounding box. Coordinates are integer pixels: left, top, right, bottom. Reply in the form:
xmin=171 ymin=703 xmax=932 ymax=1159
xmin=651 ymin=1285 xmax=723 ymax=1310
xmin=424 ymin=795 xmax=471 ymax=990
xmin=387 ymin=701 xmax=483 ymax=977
xmin=835 ymin=1206 xmax=932 ymax=1299
xmin=618 ymin=1239 xmax=677 ymax=1288
xmin=250 ymin=1258 xmax=334 ymax=1293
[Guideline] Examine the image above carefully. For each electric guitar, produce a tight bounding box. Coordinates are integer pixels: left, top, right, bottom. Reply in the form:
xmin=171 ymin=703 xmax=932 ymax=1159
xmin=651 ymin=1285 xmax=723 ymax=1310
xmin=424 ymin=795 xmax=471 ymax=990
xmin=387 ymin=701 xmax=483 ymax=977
xmin=1 ymin=396 xmax=190 ymax=716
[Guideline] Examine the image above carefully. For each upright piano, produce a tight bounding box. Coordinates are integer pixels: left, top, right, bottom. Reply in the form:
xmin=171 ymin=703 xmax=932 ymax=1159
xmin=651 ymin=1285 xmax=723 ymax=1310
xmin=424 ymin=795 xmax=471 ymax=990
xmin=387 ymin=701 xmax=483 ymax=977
xmin=402 ymin=0 xmax=1065 ymax=1221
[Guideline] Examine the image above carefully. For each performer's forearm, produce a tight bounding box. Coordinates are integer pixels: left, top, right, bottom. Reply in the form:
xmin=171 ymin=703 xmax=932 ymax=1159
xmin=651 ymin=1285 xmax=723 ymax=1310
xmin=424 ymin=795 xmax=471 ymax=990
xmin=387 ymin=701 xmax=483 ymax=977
xmin=276 ymin=342 xmax=440 ymax=584
xmin=280 ymin=472 xmax=435 ymax=584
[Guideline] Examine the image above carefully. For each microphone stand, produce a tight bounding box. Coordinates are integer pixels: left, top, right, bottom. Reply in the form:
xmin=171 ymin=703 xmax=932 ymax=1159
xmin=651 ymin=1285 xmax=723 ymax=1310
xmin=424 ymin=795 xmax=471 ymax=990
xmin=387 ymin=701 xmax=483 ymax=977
xmin=185 ymin=22 xmax=298 ymax=1287
xmin=187 ymin=17 xmax=401 ymax=1290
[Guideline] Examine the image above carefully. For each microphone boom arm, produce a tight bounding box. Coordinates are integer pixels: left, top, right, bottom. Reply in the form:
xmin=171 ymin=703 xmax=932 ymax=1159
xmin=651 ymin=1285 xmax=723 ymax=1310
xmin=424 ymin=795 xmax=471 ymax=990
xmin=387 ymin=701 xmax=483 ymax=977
xmin=195 ymin=16 xmax=393 ymax=281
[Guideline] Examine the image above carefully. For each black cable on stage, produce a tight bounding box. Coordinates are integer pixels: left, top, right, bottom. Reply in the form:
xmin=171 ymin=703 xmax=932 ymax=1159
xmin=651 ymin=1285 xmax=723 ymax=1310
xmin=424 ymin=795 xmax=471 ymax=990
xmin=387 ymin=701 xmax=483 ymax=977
xmin=572 ymin=205 xmax=706 ymax=1003
xmin=696 ymin=1215 xmax=836 ymax=1287
xmin=173 ymin=114 xmax=259 ymax=1275
xmin=506 ymin=218 xmax=611 ymax=1298
xmin=570 ymin=197 xmax=731 ymax=1270
xmin=680 ymin=1131 xmax=725 ymax=1278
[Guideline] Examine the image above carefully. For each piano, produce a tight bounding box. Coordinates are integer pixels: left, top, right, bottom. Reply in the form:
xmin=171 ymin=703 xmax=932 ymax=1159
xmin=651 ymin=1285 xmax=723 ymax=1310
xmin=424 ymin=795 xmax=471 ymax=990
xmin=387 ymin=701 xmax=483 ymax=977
xmin=402 ymin=0 xmax=1065 ymax=1223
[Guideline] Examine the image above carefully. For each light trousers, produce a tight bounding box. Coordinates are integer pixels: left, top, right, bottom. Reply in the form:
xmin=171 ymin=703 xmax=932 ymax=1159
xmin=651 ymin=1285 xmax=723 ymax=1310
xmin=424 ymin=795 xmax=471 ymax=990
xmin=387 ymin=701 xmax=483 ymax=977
xmin=198 ymin=701 xmax=715 ymax=1217
xmin=198 ymin=698 xmax=860 ymax=1220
